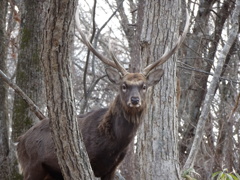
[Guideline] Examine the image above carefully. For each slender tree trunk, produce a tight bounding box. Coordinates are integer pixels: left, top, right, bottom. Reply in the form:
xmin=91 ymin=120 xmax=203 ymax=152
xmin=41 ymin=1 xmax=94 ymax=179
xmin=12 ymin=0 xmax=45 ymax=142
xmin=116 ymin=0 xmax=143 ymax=73
xmin=0 ymin=1 xmax=10 ymax=179
xmin=136 ymin=1 xmax=181 ymax=179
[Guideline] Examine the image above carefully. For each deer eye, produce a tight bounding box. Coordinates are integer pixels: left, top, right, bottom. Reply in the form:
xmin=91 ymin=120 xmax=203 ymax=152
xmin=122 ymin=84 xmax=127 ymax=92
xmin=142 ymin=84 xmax=147 ymax=91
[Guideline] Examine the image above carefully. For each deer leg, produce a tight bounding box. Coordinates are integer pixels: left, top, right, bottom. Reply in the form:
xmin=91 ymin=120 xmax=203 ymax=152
xmin=101 ymin=151 xmax=127 ymax=180
xmin=43 ymin=174 xmax=58 ymax=180
xmin=42 ymin=163 xmax=63 ymax=180
xmin=101 ymin=170 xmax=116 ymax=180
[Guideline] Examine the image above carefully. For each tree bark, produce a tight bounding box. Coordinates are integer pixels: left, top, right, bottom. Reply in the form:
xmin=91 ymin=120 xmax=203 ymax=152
xmin=12 ymin=0 xmax=46 ymax=142
xmin=41 ymin=1 xmax=94 ymax=179
xmin=9 ymin=1 xmax=46 ymax=178
xmin=136 ymin=0 xmax=181 ymax=179
xmin=116 ymin=0 xmax=142 ymax=73
xmin=0 ymin=1 xmax=10 ymax=179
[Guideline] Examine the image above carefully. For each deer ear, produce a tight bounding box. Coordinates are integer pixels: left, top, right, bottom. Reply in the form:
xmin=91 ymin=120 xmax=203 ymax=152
xmin=106 ymin=68 xmax=122 ymax=84
xmin=146 ymin=69 xmax=164 ymax=86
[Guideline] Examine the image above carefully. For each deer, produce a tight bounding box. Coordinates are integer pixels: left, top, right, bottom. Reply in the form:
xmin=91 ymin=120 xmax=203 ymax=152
xmin=17 ymin=9 xmax=190 ymax=180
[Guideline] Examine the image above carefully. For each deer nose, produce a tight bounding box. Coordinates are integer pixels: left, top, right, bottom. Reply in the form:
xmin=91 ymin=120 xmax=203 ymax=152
xmin=131 ymin=97 xmax=139 ymax=105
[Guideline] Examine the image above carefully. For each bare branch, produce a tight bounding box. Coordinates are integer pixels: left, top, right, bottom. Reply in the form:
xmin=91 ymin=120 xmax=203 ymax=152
xmin=0 ymin=70 xmax=46 ymax=120
xmin=82 ymin=0 xmax=97 ymax=106
xmin=91 ymin=0 xmax=125 ymax=76
xmin=75 ymin=6 xmax=128 ymax=75
xmin=177 ymin=61 xmax=240 ymax=84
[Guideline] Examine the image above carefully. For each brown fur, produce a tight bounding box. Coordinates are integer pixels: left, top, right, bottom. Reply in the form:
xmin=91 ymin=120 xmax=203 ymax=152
xmin=122 ymin=73 xmax=146 ymax=84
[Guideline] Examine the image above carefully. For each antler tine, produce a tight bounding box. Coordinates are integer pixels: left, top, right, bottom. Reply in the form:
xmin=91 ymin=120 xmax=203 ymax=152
xmin=143 ymin=9 xmax=190 ymax=76
xmin=75 ymin=9 xmax=121 ymax=72
xmin=109 ymin=41 xmax=128 ymax=76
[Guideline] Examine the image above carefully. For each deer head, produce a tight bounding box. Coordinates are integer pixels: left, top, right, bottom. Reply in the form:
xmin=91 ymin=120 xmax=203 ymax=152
xmin=75 ymin=9 xmax=190 ymax=109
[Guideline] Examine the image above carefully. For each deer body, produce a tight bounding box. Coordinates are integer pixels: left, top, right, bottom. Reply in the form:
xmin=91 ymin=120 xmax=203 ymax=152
xmin=17 ymin=9 xmax=190 ymax=180
xmin=17 ymin=71 xmax=162 ymax=180
xmin=17 ymin=108 xmax=138 ymax=180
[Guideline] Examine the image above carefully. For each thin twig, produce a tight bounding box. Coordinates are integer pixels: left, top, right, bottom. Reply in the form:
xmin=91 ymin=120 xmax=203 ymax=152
xmin=83 ymin=0 xmax=97 ymax=102
xmin=76 ymin=0 xmax=125 ymax=113
xmin=177 ymin=64 xmax=240 ymax=84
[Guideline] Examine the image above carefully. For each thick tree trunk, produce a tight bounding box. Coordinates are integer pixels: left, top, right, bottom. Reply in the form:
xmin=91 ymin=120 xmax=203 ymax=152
xmin=10 ymin=1 xmax=46 ymax=178
xmin=136 ymin=1 xmax=181 ymax=179
xmin=41 ymin=1 xmax=94 ymax=179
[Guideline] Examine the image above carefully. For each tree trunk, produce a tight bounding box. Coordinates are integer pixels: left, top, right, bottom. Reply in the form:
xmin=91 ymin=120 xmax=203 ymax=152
xmin=10 ymin=1 xmax=46 ymax=178
xmin=116 ymin=0 xmax=143 ymax=73
xmin=136 ymin=0 xmax=181 ymax=179
xmin=41 ymin=1 xmax=94 ymax=179
xmin=12 ymin=0 xmax=45 ymax=142
xmin=0 ymin=1 xmax=10 ymax=179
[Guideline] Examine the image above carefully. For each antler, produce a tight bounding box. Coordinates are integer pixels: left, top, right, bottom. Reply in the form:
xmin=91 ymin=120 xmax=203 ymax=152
xmin=142 ymin=9 xmax=190 ymax=76
xmin=108 ymin=41 xmax=128 ymax=75
xmin=75 ymin=8 xmax=128 ymax=76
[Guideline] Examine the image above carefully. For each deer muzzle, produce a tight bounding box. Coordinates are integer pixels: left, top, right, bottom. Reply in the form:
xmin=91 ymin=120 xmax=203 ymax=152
xmin=128 ymin=96 xmax=141 ymax=108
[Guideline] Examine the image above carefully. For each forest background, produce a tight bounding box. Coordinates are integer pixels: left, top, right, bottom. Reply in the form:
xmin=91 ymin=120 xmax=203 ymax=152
xmin=0 ymin=0 xmax=239 ymax=180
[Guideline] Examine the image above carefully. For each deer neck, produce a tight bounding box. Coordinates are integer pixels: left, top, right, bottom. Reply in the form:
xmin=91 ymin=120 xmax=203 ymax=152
xmin=98 ymin=95 xmax=146 ymax=141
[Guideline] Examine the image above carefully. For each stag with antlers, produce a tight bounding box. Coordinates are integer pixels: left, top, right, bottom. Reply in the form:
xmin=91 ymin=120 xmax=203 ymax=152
xmin=17 ymin=9 xmax=190 ymax=180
